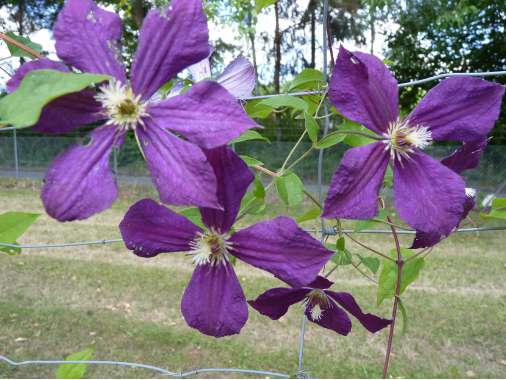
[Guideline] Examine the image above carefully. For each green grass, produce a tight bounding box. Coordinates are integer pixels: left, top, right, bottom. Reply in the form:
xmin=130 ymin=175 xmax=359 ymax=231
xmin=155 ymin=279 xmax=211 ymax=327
xmin=0 ymin=179 xmax=505 ymax=378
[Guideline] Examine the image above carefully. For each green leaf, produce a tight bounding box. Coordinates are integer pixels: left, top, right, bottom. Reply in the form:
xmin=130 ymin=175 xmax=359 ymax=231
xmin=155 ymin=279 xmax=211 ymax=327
xmin=255 ymin=0 xmax=277 ymax=13
xmin=0 ymin=70 xmax=109 ymax=128
xmin=239 ymin=176 xmax=266 ymax=216
xmin=230 ymin=130 xmax=269 ymax=144
xmin=331 ymin=248 xmax=352 ymax=266
xmin=492 ymin=198 xmax=506 ymax=210
xmin=398 ymin=298 xmax=408 ymax=335
xmin=289 ymin=69 xmax=324 ymax=91
xmin=481 ymin=209 xmax=506 ymax=221
xmin=258 ymin=95 xmax=309 ymax=113
xmin=296 ymin=207 xmax=321 ymax=223
xmin=304 ymin=112 xmax=319 ymax=143
xmin=179 ymin=208 xmax=204 ymax=229
xmin=244 ymin=99 xmax=274 ymax=119
xmin=0 ymin=212 xmax=39 ymax=251
xmin=336 ymin=236 xmax=346 ymax=251
xmin=56 ymin=348 xmax=94 ymax=379
xmin=239 ymin=155 xmax=264 ymax=167
xmin=314 ymin=132 xmax=345 ymax=149
xmin=275 ymin=171 xmax=305 ymax=207
xmin=341 ymin=120 xmax=375 ymax=147
xmin=377 ymin=248 xmax=425 ymax=306
xmin=358 ymin=255 xmax=380 ymax=274
xmin=5 ymin=32 xmax=42 ymax=58
xmin=354 ymin=209 xmax=388 ymax=232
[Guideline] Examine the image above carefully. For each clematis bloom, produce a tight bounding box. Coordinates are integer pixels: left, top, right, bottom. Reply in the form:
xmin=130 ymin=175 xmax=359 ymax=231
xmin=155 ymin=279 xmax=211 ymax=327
xmin=323 ymin=47 xmax=505 ymax=240
xmin=7 ymin=0 xmax=257 ymax=221
xmin=120 ymin=147 xmax=333 ymax=337
xmin=249 ymin=276 xmax=391 ymax=335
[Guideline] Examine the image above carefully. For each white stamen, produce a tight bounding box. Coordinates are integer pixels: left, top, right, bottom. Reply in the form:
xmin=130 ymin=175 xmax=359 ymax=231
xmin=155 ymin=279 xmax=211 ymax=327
xmin=310 ymin=304 xmax=323 ymax=321
xmin=188 ymin=229 xmax=231 ymax=267
xmin=303 ymin=289 xmax=330 ymax=321
xmin=383 ymin=118 xmax=433 ymax=162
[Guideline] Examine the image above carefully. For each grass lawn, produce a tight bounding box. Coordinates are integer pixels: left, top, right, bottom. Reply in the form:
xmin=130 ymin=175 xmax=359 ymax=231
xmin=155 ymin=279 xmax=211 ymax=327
xmin=0 ymin=179 xmax=505 ymax=378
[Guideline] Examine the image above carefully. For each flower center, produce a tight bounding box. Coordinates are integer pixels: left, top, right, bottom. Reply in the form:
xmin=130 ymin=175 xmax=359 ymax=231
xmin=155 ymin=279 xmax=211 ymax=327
xmin=189 ymin=230 xmax=231 ymax=267
xmin=383 ymin=118 xmax=432 ymax=162
xmin=303 ymin=289 xmax=330 ymax=321
xmin=95 ymin=80 xmax=148 ymax=132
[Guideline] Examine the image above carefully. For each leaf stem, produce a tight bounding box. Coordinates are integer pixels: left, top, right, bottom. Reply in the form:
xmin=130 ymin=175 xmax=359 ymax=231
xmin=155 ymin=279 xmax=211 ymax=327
xmin=0 ymin=32 xmax=43 ymax=59
xmin=344 ymin=232 xmax=395 ymax=262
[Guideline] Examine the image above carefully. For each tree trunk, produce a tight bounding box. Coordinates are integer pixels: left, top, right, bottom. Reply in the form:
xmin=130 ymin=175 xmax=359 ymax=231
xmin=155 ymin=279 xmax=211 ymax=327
xmin=17 ymin=0 xmax=25 ymax=64
xmin=246 ymin=10 xmax=259 ymax=94
xmin=273 ymin=1 xmax=281 ymax=94
xmin=132 ymin=0 xmax=146 ymax=29
xmin=310 ymin=8 xmax=316 ymax=68
xmin=369 ymin=8 xmax=376 ymax=55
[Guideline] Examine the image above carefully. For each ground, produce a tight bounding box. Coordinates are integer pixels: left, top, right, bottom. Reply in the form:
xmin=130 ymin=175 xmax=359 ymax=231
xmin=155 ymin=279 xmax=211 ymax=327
xmin=0 ymin=179 xmax=505 ymax=379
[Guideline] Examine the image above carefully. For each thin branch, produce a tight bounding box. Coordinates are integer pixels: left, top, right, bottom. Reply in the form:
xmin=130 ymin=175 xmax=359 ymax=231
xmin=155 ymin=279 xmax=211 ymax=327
xmin=344 ymin=232 xmax=395 ymax=262
xmin=0 ymin=31 xmax=43 ymax=59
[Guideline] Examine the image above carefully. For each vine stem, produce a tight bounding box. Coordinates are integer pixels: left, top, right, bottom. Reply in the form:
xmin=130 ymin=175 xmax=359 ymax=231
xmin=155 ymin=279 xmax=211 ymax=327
xmin=383 ymin=216 xmax=404 ymax=379
xmin=344 ymin=232 xmax=395 ymax=262
xmin=0 ymin=32 xmax=43 ymax=58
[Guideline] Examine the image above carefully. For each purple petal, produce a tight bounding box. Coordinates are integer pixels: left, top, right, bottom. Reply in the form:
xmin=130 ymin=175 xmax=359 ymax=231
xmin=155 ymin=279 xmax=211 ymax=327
xmin=393 ymin=150 xmax=465 ymax=236
xmin=181 ymin=262 xmax=248 ymax=337
xmin=329 ymin=46 xmax=399 ymax=135
xmin=131 ymin=0 xmax=210 ymax=100
xmin=308 ymin=276 xmax=334 ymax=290
xmin=136 ymin=122 xmax=220 ymax=209
xmin=54 ymin=0 xmax=126 ymax=81
xmin=229 ymin=216 xmax=333 ymax=287
xmin=147 ymin=81 xmax=258 ymax=149
xmin=326 ymin=291 xmax=391 ymax=333
xmin=441 ymin=139 xmax=488 ymax=175
xmin=322 ymin=142 xmax=389 ymax=220
xmin=408 ymin=77 xmax=505 ymax=142
xmin=217 ymin=56 xmax=256 ymax=99
xmin=188 ymin=56 xmax=212 ymax=82
xmin=8 ymin=58 xmax=102 ymax=134
xmin=248 ymin=287 xmax=309 ymax=320
xmin=41 ymin=126 xmax=121 ymax=221
xmin=305 ymin=299 xmax=352 ymax=336
xmin=119 ymin=199 xmax=202 ymax=257
xmin=199 ymin=147 xmax=254 ymax=233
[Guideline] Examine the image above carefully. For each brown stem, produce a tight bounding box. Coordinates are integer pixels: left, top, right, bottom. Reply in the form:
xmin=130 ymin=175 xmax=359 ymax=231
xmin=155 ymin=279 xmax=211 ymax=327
xmin=0 ymin=31 xmax=42 ymax=59
xmin=344 ymin=232 xmax=395 ymax=262
xmin=383 ymin=216 xmax=404 ymax=379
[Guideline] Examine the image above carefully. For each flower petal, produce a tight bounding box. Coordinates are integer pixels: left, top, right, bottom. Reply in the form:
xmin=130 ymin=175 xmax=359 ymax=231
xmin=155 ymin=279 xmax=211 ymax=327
xmin=407 ymin=77 xmax=505 ymax=142
xmin=393 ymin=150 xmax=465 ymax=235
xmin=199 ymin=147 xmax=254 ymax=233
xmin=326 ymin=291 xmax=391 ymax=333
xmin=305 ymin=299 xmax=351 ymax=336
xmin=229 ymin=216 xmax=333 ymax=287
xmin=119 ymin=199 xmax=202 ymax=257
xmin=136 ymin=122 xmax=220 ymax=209
xmin=322 ymin=142 xmax=389 ymax=220
xmin=54 ymin=0 xmax=126 ymax=81
xmin=131 ymin=0 xmax=210 ymax=100
xmin=308 ymin=276 xmax=334 ymax=290
xmin=329 ymin=46 xmax=399 ymax=135
xmin=41 ymin=126 xmax=121 ymax=221
xmin=7 ymin=58 xmax=102 ymax=134
xmin=181 ymin=262 xmax=248 ymax=337
xmin=441 ymin=139 xmax=488 ymax=175
xmin=188 ymin=56 xmax=212 ymax=82
xmin=248 ymin=287 xmax=309 ymax=320
xmin=216 ymin=56 xmax=256 ymax=99
xmin=147 ymin=81 xmax=258 ymax=149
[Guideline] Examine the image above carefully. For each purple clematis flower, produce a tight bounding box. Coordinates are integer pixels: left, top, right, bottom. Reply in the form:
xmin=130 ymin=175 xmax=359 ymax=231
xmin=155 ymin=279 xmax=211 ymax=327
xmin=7 ymin=0 xmax=258 ymax=221
xmin=322 ymin=46 xmax=505 ymax=239
xmin=249 ymin=276 xmax=391 ymax=335
xmin=119 ymin=146 xmax=333 ymax=337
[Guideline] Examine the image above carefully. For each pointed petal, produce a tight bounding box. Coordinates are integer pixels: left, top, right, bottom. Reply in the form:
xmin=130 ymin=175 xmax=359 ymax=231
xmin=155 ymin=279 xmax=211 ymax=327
xmin=136 ymin=123 xmax=220 ymax=209
xmin=329 ymin=46 xmax=399 ymax=135
xmin=217 ymin=56 xmax=256 ymax=99
xmin=119 ymin=199 xmax=202 ymax=257
xmin=305 ymin=299 xmax=351 ymax=336
xmin=54 ymin=0 xmax=125 ymax=81
xmin=181 ymin=262 xmax=248 ymax=337
xmin=393 ymin=151 xmax=466 ymax=236
xmin=441 ymin=139 xmax=488 ymax=174
xmin=229 ymin=216 xmax=333 ymax=287
xmin=7 ymin=58 xmax=102 ymax=134
xmin=322 ymin=142 xmax=389 ymax=220
xmin=326 ymin=291 xmax=391 ymax=333
xmin=41 ymin=126 xmax=120 ymax=221
xmin=199 ymin=147 xmax=254 ymax=233
xmin=131 ymin=0 xmax=210 ymax=100
xmin=248 ymin=287 xmax=309 ymax=320
xmin=408 ymin=77 xmax=505 ymax=142
xmin=147 ymin=81 xmax=258 ymax=149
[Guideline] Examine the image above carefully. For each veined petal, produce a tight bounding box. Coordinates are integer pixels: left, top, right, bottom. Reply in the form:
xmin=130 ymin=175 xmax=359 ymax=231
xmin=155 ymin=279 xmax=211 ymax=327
xmin=329 ymin=46 xmax=399 ymax=135
xmin=393 ymin=150 xmax=465 ymax=236
xmin=326 ymin=291 xmax=391 ymax=333
xmin=41 ymin=126 xmax=121 ymax=221
xmin=216 ymin=56 xmax=256 ymax=99
xmin=441 ymin=139 xmax=488 ymax=175
xmin=248 ymin=287 xmax=309 ymax=320
xmin=136 ymin=122 xmax=220 ymax=209
xmin=119 ymin=199 xmax=202 ymax=257
xmin=7 ymin=58 xmax=102 ymax=134
xmin=181 ymin=261 xmax=248 ymax=337
xmin=305 ymin=298 xmax=352 ymax=336
xmin=199 ymin=147 xmax=254 ymax=233
xmin=229 ymin=216 xmax=333 ymax=287
xmin=54 ymin=0 xmax=126 ymax=81
xmin=188 ymin=56 xmax=212 ymax=82
xmin=408 ymin=77 xmax=505 ymax=142
xmin=322 ymin=142 xmax=389 ymax=220
xmin=131 ymin=0 xmax=210 ymax=100
xmin=147 ymin=81 xmax=258 ymax=149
